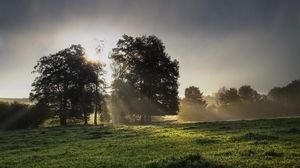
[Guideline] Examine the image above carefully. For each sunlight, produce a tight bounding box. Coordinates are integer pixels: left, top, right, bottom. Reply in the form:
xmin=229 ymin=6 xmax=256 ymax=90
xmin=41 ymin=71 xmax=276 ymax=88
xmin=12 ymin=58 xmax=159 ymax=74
xmin=57 ymin=27 xmax=121 ymax=86
xmin=85 ymin=46 xmax=101 ymax=62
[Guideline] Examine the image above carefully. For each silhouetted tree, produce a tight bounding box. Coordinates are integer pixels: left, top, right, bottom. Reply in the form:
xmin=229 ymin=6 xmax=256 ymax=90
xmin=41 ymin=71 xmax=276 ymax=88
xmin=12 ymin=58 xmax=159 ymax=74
xmin=217 ymin=87 xmax=240 ymax=105
xmin=179 ymin=87 xmax=207 ymax=121
xmin=238 ymin=85 xmax=260 ymax=102
xmin=30 ymin=45 xmax=106 ymax=126
xmin=110 ymin=35 xmax=179 ymax=124
xmin=269 ymin=80 xmax=300 ymax=102
xmin=184 ymin=86 xmax=207 ymax=106
xmin=268 ymin=80 xmax=300 ymax=114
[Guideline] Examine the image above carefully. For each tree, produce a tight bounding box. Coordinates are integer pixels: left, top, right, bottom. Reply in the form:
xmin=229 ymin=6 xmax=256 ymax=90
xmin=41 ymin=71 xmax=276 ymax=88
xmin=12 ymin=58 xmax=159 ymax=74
xmin=238 ymin=85 xmax=260 ymax=102
xmin=268 ymin=80 xmax=300 ymax=110
xmin=217 ymin=87 xmax=240 ymax=105
xmin=110 ymin=35 xmax=179 ymax=124
xmin=179 ymin=87 xmax=207 ymax=121
xmin=30 ymin=45 xmax=106 ymax=126
xmin=184 ymin=86 xmax=207 ymax=107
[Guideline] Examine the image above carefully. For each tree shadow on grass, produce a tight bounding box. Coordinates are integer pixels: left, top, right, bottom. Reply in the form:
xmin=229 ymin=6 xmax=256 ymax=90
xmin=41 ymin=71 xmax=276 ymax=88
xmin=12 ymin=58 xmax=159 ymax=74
xmin=230 ymin=132 xmax=278 ymax=142
xmin=146 ymin=153 xmax=229 ymax=168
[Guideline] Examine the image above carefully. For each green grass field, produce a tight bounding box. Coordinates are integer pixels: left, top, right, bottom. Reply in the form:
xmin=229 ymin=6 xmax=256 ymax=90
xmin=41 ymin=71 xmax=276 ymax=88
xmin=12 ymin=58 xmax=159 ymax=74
xmin=0 ymin=118 xmax=299 ymax=168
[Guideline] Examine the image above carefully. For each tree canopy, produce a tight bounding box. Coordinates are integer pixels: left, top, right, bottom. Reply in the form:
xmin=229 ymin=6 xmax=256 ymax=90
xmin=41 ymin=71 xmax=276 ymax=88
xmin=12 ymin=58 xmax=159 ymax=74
xmin=184 ymin=86 xmax=207 ymax=107
xmin=217 ymin=87 xmax=240 ymax=105
xmin=110 ymin=35 xmax=179 ymax=124
xmin=30 ymin=45 xmax=106 ymax=126
xmin=238 ymin=85 xmax=260 ymax=102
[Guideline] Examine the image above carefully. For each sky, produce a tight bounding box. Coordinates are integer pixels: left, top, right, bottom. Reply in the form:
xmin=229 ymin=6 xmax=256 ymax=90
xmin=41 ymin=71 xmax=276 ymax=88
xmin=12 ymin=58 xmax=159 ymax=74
xmin=0 ymin=0 xmax=300 ymax=98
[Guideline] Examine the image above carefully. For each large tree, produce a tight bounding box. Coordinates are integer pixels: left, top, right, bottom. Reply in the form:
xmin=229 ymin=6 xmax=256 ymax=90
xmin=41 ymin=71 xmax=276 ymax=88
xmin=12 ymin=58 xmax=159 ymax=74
xmin=110 ymin=35 xmax=179 ymax=124
xmin=30 ymin=45 xmax=106 ymax=126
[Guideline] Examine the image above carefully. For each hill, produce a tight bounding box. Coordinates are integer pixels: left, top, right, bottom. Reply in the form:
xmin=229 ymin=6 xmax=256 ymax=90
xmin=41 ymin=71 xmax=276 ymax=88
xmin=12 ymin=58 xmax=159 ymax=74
xmin=0 ymin=118 xmax=299 ymax=167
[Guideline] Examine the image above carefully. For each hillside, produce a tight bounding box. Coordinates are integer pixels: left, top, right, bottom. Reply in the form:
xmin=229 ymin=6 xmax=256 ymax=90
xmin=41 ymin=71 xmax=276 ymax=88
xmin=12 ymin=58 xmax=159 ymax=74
xmin=0 ymin=118 xmax=299 ymax=168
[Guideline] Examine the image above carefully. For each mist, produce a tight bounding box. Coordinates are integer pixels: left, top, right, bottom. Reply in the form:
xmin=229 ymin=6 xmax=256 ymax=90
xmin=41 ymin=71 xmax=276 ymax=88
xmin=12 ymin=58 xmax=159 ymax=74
xmin=178 ymin=80 xmax=300 ymax=122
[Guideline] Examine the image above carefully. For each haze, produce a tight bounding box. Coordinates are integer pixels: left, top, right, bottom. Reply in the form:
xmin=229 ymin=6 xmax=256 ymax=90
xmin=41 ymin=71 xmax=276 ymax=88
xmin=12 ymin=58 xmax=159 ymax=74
xmin=0 ymin=0 xmax=299 ymax=98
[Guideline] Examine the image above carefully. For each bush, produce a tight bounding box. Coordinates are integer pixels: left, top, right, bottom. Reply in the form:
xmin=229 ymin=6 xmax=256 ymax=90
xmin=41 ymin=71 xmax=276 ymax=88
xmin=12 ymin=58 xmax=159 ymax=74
xmin=0 ymin=102 xmax=51 ymax=130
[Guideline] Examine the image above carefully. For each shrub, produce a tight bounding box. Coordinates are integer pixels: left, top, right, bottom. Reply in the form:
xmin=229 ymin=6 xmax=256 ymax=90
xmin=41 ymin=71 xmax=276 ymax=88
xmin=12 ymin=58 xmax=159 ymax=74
xmin=0 ymin=102 xmax=51 ymax=130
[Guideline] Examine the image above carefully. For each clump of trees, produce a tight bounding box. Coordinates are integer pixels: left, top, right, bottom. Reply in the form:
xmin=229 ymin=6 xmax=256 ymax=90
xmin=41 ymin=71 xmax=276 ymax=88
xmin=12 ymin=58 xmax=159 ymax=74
xmin=179 ymin=80 xmax=300 ymax=121
xmin=2 ymin=34 xmax=299 ymax=129
xmin=217 ymin=85 xmax=260 ymax=105
xmin=30 ymin=44 xmax=107 ymax=126
xmin=217 ymin=87 xmax=240 ymax=105
xmin=268 ymin=80 xmax=300 ymax=116
xmin=110 ymin=35 xmax=179 ymax=124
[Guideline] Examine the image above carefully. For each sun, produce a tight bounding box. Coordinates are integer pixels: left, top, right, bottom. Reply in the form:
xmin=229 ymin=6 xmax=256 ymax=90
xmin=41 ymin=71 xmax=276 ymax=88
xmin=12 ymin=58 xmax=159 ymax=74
xmin=85 ymin=47 xmax=100 ymax=62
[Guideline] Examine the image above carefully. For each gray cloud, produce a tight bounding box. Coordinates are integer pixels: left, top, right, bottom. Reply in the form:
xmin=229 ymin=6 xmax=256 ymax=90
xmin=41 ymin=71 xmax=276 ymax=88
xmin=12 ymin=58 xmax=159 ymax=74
xmin=0 ymin=0 xmax=299 ymax=97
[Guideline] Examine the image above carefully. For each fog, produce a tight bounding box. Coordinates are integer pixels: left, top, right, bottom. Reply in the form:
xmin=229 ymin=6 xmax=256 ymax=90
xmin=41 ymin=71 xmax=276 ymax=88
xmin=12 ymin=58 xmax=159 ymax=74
xmin=178 ymin=81 xmax=300 ymax=122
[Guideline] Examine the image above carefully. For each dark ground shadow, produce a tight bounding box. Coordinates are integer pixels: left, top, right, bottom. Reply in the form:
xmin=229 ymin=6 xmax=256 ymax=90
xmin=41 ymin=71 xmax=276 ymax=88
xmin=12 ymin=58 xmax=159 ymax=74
xmin=146 ymin=153 xmax=230 ymax=168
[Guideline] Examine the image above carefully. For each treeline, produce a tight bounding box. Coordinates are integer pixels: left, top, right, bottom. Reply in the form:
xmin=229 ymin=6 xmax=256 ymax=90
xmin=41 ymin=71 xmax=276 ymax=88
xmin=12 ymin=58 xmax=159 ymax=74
xmin=1 ymin=34 xmax=299 ymax=130
xmin=179 ymin=80 xmax=300 ymax=121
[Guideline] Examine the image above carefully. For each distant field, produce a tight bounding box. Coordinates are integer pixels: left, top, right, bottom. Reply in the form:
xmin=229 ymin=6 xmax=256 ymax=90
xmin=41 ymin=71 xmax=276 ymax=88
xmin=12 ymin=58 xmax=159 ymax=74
xmin=0 ymin=118 xmax=299 ymax=168
xmin=0 ymin=98 xmax=30 ymax=104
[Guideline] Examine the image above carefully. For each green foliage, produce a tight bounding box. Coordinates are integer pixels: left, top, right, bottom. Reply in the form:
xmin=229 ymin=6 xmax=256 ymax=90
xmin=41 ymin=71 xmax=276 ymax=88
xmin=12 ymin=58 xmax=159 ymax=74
xmin=0 ymin=118 xmax=299 ymax=167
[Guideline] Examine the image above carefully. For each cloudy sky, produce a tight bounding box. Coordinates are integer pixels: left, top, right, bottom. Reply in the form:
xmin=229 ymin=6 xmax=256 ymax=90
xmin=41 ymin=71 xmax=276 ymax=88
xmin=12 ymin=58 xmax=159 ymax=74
xmin=0 ymin=0 xmax=299 ymax=98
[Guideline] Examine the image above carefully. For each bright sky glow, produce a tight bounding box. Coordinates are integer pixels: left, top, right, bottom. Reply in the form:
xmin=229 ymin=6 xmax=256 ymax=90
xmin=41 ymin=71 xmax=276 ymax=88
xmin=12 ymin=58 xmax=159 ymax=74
xmin=0 ymin=0 xmax=299 ymax=98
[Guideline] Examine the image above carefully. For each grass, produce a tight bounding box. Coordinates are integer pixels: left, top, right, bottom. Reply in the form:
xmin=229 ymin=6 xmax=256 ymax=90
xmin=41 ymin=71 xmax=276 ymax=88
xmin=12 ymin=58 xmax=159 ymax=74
xmin=0 ymin=118 xmax=299 ymax=168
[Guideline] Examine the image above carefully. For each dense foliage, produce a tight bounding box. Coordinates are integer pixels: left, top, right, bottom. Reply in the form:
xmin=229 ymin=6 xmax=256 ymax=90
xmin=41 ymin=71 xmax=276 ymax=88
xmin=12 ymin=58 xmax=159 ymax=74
xmin=110 ymin=35 xmax=179 ymax=124
xmin=30 ymin=45 xmax=106 ymax=126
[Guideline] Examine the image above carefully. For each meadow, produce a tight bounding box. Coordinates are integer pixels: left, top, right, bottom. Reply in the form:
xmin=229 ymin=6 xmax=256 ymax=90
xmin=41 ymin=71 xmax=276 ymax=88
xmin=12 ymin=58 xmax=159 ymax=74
xmin=0 ymin=118 xmax=299 ymax=168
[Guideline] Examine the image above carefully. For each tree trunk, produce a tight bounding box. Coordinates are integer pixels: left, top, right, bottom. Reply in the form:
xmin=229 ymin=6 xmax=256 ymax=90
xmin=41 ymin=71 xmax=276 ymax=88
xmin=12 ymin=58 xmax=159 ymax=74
xmin=148 ymin=114 xmax=151 ymax=123
xmin=144 ymin=115 xmax=147 ymax=124
xmin=145 ymin=115 xmax=149 ymax=124
xmin=141 ymin=114 xmax=145 ymax=124
xmin=59 ymin=96 xmax=67 ymax=126
xmin=60 ymin=113 xmax=67 ymax=126
xmin=94 ymin=80 xmax=100 ymax=126
xmin=84 ymin=110 xmax=88 ymax=125
xmin=145 ymin=114 xmax=151 ymax=124
xmin=94 ymin=105 xmax=98 ymax=126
